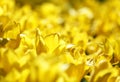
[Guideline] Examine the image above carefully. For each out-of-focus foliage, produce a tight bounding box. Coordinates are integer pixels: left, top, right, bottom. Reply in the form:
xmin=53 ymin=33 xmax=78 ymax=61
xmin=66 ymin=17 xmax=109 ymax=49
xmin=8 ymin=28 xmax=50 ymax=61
xmin=0 ymin=0 xmax=120 ymax=82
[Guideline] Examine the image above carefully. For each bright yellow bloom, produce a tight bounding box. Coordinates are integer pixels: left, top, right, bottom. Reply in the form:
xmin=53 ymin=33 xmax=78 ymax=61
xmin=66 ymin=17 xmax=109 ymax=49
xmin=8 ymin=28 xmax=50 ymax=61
xmin=0 ymin=0 xmax=120 ymax=82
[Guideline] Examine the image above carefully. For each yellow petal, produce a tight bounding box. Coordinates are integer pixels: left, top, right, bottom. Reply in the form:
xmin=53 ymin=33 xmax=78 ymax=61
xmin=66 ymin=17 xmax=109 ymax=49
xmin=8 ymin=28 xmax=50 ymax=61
xmin=44 ymin=33 xmax=60 ymax=54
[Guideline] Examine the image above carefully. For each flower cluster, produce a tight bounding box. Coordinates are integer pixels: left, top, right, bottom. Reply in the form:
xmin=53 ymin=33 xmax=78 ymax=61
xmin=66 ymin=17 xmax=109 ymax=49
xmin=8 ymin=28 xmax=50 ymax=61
xmin=0 ymin=0 xmax=120 ymax=82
